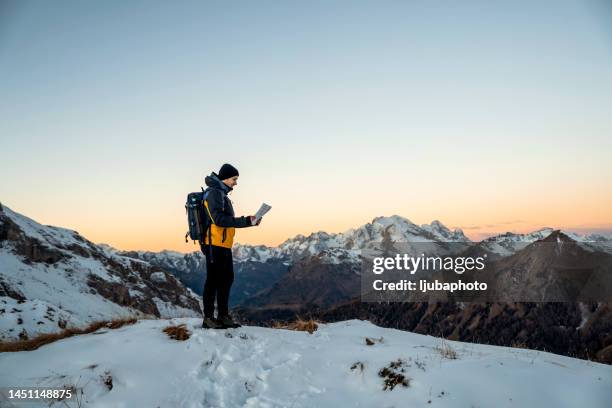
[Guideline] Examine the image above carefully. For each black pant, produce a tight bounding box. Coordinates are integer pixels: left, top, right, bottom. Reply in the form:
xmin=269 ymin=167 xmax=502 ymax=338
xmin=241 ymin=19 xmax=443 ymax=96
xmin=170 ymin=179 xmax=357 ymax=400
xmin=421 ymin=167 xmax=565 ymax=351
xmin=200 ymin=244 xmax=234 ymax=318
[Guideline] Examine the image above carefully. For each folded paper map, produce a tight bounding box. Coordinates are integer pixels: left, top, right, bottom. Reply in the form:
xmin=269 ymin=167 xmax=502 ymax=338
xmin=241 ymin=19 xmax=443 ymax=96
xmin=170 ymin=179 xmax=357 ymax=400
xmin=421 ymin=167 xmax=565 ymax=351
xmin=254 ymin=203 xmax=272 ymax=224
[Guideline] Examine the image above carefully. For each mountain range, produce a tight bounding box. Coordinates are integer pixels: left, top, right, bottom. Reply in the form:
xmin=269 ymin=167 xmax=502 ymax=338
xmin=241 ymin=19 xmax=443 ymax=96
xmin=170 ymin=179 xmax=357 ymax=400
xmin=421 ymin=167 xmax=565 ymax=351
xmin=1 ymin=202 xmax=611 ymax=363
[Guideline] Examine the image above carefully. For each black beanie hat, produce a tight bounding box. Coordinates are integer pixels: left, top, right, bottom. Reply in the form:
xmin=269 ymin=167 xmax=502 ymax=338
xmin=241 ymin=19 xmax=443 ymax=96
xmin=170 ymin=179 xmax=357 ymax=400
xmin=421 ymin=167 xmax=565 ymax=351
xmin=218 ymin=163 xmax=239 ymax=180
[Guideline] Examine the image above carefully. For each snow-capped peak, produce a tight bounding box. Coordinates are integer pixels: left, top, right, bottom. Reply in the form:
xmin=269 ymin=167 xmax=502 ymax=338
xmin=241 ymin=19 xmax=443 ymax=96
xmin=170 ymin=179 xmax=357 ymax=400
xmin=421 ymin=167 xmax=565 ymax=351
xmin=271 ymin=216 xmax=472 ymax=262
xmin=371 ymin=214 xmax=417 ymax=228
xmin=420 ymin=219 xmax=470 ymax=242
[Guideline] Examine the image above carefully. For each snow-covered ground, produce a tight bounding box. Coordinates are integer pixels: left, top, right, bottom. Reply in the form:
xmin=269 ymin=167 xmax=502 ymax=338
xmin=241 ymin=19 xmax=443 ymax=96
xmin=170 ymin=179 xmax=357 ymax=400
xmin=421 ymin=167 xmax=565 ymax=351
xmin=0 ymin=204 xmax=201 ymax=341
xmin=1 ymin=319 xmax=610 ymax=408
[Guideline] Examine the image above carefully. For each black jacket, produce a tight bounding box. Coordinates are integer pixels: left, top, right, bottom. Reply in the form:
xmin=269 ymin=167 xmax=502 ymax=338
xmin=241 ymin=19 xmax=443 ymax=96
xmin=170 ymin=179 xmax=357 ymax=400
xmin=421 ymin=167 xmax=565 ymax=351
xmin=204 ymin=172 xmax=251 ymax=229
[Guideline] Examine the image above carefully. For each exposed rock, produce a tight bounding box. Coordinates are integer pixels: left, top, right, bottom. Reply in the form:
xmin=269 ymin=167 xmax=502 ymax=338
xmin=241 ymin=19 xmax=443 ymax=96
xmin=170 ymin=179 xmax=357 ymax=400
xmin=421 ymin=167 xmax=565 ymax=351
xmin=0 ymin=204 xmax=202 ymax=341
xmin=87 ymin=274 xmax=159 ymax=316
xmin=0 ymin=277 xmax=26 ymax=301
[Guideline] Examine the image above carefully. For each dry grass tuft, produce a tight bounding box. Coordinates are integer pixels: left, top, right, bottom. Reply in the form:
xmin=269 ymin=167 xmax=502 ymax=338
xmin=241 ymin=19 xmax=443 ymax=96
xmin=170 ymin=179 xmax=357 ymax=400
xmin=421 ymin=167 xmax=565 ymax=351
xmin=378 ymin=359 xmax=410 ymax=391
xmin=272 ymin=317 xmax=319 ymax=334
xmin=365 ymin=336 xmax=384 ymax=346
xmin=163 ymin=323 xmax=191 ymax=341
xmin=434 ymin=340 xmax=458 ymax=360
xmin=0 ymin=317 xmax=138 ymax=353
xmin=511 ymin=341 xmax=529 ymax=349
xmin=107 ymin=318 xmax=136 ymax=329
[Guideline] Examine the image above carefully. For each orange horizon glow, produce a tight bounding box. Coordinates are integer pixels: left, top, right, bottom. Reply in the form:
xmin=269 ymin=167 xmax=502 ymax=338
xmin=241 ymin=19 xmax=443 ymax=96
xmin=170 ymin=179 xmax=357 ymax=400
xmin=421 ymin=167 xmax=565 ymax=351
xmin=50 ymin=222 xmax=612 ymax=254
xmin=4 ymin=199 xmax=610 ymax=254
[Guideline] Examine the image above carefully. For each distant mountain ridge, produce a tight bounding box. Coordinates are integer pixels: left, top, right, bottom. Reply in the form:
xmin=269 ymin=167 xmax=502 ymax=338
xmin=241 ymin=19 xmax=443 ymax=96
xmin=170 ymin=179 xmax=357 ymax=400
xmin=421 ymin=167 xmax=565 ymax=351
xmin=3 ymin=202 xmax=611 ymax=364
xmin=105 ymin=215 xmax=612 ymax=309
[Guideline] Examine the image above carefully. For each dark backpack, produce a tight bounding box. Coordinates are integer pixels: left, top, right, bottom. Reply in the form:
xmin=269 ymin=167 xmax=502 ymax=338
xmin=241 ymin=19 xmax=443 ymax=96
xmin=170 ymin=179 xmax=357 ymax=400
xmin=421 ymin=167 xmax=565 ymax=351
xmin=184 ymin=188 xmax=211 ymax=245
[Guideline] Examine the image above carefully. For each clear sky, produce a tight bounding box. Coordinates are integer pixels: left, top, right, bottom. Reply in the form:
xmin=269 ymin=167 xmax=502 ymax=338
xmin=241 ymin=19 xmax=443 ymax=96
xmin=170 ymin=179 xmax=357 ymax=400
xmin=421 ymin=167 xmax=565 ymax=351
xmin=1 ymin=0 xmax=611 ymax=252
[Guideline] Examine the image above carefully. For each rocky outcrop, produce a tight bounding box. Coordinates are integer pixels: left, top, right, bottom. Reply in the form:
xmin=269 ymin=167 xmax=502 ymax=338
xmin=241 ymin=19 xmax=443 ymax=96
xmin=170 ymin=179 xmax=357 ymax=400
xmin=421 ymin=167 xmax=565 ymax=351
xmin=241 ymin=250 xmax=361 ymax=310
xmin=87 ymin=274 xmax=160 ymax=316
xmin=0 ymin=204 xmax=202 ymax=340
xmin=0 ymin=213 xmax=67 ymax=264
xmin=0 ymin=276 xmax=26 ymax=302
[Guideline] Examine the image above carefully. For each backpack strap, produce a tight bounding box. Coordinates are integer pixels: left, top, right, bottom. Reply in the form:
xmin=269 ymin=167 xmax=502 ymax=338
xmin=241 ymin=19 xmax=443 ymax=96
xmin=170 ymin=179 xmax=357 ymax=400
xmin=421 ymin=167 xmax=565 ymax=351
xmin=202 ymin=188 xmax=215 ymax=263
xmin=203 ymin=193 xmax=214 ymax=225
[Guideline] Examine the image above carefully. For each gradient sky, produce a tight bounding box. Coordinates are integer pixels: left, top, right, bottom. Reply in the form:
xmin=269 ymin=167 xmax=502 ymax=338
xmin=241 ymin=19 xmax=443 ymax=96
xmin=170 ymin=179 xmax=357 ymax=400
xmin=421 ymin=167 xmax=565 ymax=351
xmin=1 ymin=0 xmax=611 ymax=252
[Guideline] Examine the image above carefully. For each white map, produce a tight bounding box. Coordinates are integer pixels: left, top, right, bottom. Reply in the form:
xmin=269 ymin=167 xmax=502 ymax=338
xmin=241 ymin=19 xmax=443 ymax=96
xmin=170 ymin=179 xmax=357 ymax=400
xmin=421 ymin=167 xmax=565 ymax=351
xmin=254 ymin=203 xmax=272 ymax=224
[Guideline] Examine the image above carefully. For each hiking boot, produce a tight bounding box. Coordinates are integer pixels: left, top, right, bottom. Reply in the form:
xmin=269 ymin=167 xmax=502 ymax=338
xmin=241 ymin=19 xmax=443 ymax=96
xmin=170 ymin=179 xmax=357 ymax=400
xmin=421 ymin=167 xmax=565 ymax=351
xmin=202 ymin=317 xmax=224 ymax=329
xmin=217 ymin=315 xmax=241 ymax=328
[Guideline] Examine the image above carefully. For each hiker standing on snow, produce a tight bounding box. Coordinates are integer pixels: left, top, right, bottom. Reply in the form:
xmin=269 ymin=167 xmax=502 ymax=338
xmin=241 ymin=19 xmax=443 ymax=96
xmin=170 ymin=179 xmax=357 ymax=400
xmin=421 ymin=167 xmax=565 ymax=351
xmin=200 ymin=163 xmax=260 ymax=329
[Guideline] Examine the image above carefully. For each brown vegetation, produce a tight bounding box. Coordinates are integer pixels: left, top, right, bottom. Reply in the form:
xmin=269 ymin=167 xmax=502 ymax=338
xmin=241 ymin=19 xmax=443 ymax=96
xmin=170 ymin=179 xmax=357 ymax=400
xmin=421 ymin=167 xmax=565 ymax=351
xmin=0 ymin=317 xmax=138 ymax=353
xmin=272 ymin=317 xmax=319 ymax=334
xmin=365 ymin=336 xmax=384 ymax=346
xmin=163 ymin=323 xmax=191 ymax=341
xmin=434 ymin=339 xmax=458 ymax=360
xmin=378 ymin=359 xmax=410 ymax=391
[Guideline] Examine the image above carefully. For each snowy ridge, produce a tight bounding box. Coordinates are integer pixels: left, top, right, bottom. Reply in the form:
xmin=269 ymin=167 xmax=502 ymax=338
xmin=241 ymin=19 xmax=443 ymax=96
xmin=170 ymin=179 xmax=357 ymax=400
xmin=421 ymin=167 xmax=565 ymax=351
xmin=0 ymin=318 xmax=610 ymax=407
xmin=238 ymin=217 xmax=612 ymax=262
xmin=119 ymin=249 xmax=203 ymax=273
xmin=480 ymin=228 xmax=612 ymax=256
xmin=0 ymin=204 xmax=201 ymax=341
xmin=125 ymin=215 xmax=612 ymax=269
xmin=478 ymin=228 xmax=556 ymax=256
xmin=232 ymin=243 xmax=276 ymax=263
xmin=272 ymin=215 xmax=472 ymax=264
xmin=1 ymin=206 xmax=85 ymax=251
xmin=120 ymin=216 xmax=474 ymax=268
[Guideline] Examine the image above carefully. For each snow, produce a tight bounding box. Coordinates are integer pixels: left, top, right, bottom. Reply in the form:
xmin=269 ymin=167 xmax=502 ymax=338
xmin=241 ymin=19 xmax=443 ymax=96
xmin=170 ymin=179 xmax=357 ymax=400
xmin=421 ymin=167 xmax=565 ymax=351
xmin=480 ymin=228 xmax=555 ymax=256
xmin=315 ymin=248 xmax=361 ymax=265
xmin=0 ymin=298 xmax=73 ymax=341
xmin=570 ymin=233 xmax=612 ymax=254
xmin=119 ymin=216 xmax=612 ymax=271
xmin=1 ymin=206 xmax=84 ymax=250
xmin=271 ymin=215 xmax=474 ymax=264
xmin=0 ymin=318 xmax=610 ymax=408
xmin=150 ymin=271 xmax=167 ymax=283
xmin=233 ymin=244 xmax=275 ymax=263
xmin=479 ymin=227 xmax=612 ymax=257
xmin=152 ymin=298 xmax=201 ymax=319
xmin=0 ymin=204 xmax=201 ymax=341
xmin=420 ymin=219 xmax=469 ymax=242
xmin=0 ymin=251 xmax=138 ymax=340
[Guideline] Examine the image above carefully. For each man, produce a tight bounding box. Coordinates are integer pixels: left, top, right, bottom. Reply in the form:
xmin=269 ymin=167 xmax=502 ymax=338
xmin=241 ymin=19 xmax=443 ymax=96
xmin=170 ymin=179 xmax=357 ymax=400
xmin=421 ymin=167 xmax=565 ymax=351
xmin=200 ymin=163 xmax=260 ymax=329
